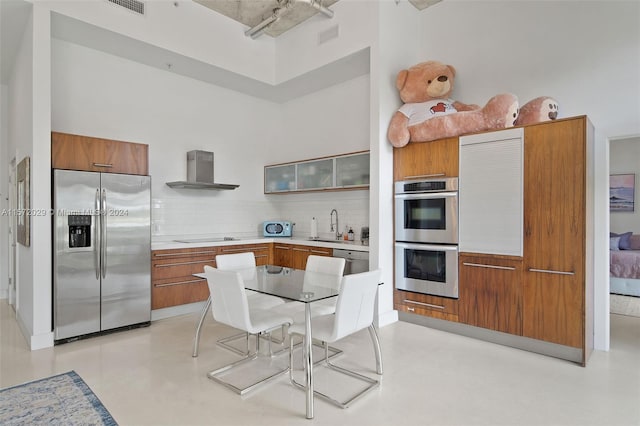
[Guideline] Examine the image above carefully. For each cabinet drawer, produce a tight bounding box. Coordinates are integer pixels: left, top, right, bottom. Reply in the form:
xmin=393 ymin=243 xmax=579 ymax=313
xmin=151 ymin=247 xmax=218 ymax=280
xmin=394 ymin=290 xmax=458 ymax=321
xmin=152 ymin=276 xmax=209 ymax=310
xmin=393 ymin=137 xmax=459 ymax=180
xmin=218 ymin=244 xmax=272 ymax=265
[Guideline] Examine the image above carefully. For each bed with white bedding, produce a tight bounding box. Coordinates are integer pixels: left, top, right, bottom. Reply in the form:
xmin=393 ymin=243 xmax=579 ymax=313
xmin=610 ymin=234 xmax=640 ymax=297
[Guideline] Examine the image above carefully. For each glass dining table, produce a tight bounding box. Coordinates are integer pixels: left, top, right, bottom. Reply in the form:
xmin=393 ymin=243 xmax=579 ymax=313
xmin=192 ymin=265 xmax=341 ymax=419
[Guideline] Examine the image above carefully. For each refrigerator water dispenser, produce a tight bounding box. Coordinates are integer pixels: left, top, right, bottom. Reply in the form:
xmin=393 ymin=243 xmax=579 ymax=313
xmin=68 ymin=215 xmax=91 ymax=248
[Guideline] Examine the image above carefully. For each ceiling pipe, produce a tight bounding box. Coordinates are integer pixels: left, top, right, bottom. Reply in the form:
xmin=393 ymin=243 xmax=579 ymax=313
xmin=298 ymin=0 xmax=334 ymax=18
xmin=245 ymin=1 xmax=294 ymax=39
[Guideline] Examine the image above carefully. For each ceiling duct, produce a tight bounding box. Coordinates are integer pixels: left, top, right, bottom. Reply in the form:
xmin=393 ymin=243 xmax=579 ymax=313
xmin=245 ymin=0 xmax=334 ymax=39
xmin=107 ymin=0 xmax=145 ymax=15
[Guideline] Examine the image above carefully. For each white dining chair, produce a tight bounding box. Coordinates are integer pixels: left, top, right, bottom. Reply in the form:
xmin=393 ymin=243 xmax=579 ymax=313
xmin=288 ymin=269 xmax=383 ymax=408
xmin=204 ymin=265 xmax=293 ymax=395
xmin=215 ymin=252 xmax=285 ymax=355
xmin=273 ymin=255 xmax=346 ymax=322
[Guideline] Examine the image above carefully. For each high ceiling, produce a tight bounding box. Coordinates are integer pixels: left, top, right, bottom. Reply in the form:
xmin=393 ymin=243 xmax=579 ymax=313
xmin=193 ymin=0 xmax=442 ymax=38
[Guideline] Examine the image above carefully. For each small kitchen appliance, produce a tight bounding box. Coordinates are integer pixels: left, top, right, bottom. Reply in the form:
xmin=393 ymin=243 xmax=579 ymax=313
xmin=263 ymin=220 xmax=292 ymax=237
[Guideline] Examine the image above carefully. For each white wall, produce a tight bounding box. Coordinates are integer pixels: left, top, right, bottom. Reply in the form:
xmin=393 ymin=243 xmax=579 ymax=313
xmin=7 ymin=5 xmax=54 ymax=349
xmin=610 ymin=137 xmax=640 ymax=234
xmin=42 ymin=0 xmax=276 ymax=84
xmin=417 ymin=0 xmax=640 ymax=351
xmin=0 ymin=85 xmax=8 ymax=299
xmin=52 ymin=38 xmax=281 ymax=238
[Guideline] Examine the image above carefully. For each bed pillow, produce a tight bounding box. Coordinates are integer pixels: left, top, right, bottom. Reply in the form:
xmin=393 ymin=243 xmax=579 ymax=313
xmin=630 ymin=234 xmax=640 ymax=250
xmin=610 ymin=231 xmax=633 ymax=250
xmin=610 ymin=236 xmax=621 ymax=251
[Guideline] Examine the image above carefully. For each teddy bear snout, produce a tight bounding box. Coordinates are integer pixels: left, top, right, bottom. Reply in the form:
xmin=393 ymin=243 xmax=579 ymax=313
xmin=437 ymin=75 xmax=448 ymax=82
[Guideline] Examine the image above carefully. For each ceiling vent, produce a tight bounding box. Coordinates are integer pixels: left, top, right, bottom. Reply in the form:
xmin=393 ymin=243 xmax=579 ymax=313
xmin=107 ymin=0 xmax=145 ymax=15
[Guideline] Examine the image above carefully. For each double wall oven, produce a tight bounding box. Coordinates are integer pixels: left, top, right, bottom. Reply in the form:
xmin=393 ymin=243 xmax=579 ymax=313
xmin=394 ymin=177 xmax=459 ymax=299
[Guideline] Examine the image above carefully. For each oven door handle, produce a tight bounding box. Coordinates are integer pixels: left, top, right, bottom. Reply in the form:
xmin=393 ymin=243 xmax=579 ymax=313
xmin=394 ymin=242 xmax=458 ymax=251
xmin=395 ymin=191 xmax=458 ymax=200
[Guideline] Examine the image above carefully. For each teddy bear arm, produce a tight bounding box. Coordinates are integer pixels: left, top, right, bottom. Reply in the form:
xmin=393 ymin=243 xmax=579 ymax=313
xmin=452 ymin=101 xmax=481 ymax=112
xmin=388 ymin=111 xmax=411 ymax=148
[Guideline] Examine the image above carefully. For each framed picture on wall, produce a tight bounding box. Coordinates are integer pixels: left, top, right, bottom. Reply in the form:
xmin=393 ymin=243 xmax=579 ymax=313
xmin=610 ymin=173 xmax=635 ymax=212
xmin=16 ymin=156 xmax=31 ymax=246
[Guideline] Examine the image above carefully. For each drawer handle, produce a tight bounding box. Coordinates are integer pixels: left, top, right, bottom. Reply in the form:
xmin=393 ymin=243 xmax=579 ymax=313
xmin=463 ymin=262 xmax=516 ymax=271
xmin=292 ymin=248 xmax=309 ymax=252
xmin=154 ymin=250 xmax=217 ymax=257
xmin=221 ymin=248 xmax=254 ymax=253
xmin=528 ymin=268 xmax=575 ymax=276
xmin=404 ymin=173 xmax=445 ymax=179
xmin=255 ymin=254 xmax=268 ymax=258
xmin=403 ymin=299 xmax=445 ymax=310
xmin=275 ymin=246 xmax=290 ymax=250
xmin=93 ymin=163 xmax=113 ymax=168
xmin=407 ymin=307 xmax=415 ymax=312
xmin=155 ymin=259 xmax=215 ymax=267
xmin=154 ymin=278 xmax=205 ymax=288
xmin=310 ymin=249 xmax=330 ymax=254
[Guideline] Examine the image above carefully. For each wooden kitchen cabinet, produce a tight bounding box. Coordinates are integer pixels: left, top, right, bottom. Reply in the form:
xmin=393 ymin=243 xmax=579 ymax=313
xmin=522 ymin=116 xmax=591 ymax=357
xmin=151 ymin=247 xmax=218 ymax=310
xmin=394 ymin=290 xmax=459 ymax=322
xmin=218 ymin=243 xmax=272 ymax=266
xmin=458 ymin=253 xmax=523 ymax=335
xmin=273 ymin=244 xmax=293 ymax=268
xmin=290 ymin=245 xmax=332 ymax=270
xmin=51 ymin=132 xmax=149 ymax=175
xmin=393 ymin=137 xmax=458 ymax=181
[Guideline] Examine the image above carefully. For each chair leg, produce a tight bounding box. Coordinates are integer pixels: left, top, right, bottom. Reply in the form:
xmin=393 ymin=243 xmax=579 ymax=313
xmin=368 ymin=324 xmax=383 ymax=375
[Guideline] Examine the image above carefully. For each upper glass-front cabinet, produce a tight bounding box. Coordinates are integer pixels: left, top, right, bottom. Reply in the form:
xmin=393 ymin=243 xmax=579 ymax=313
xmin=264 ymin=151 xmax=370 ymax=194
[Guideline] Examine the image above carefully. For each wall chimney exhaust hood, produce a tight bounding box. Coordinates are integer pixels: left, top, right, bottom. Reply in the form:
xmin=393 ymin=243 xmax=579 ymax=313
xmin=166 ymin=150 xmax=239 ymax=190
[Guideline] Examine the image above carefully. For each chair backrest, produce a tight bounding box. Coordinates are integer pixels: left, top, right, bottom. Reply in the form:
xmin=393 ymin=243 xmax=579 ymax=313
xmin=216 ymin=252 xmax=257 ymax=282
xmin=331 ymin=269 xmax=381 ymax=341
xmin=306 ymin=255 xmax=345 ymax=275
xmin=304 ymin=255 xmax=345 ymax=291
xmin=216 ymin=252 xmax=256 ymax=270
xmin=204 ymin=265 xmax=252 ymax=332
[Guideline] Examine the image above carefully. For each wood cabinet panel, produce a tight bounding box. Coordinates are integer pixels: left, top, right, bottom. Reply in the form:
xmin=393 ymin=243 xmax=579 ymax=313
xmin=218 ymin=244 xmax=272 ymax=266
xmin=393 ymin=137 xmax=458 ymax=181
xmin=394 ymin=289 xmax=458 ymax=321
xmin=52 ymin=132 xmax=148 ymax=175
xmin=458 ymin=254 xmax=523 ymax=335
xmin=523 ymin=117 xmax=587 ymax=349
xmin=151 ymin=247 xmax=218 ymax=310
xmin=273 ymin=244 xmax=293 ymax=268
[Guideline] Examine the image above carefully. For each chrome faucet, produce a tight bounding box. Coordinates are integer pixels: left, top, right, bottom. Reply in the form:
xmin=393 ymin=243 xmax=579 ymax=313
xmin=330 ymin=209 xmax=342 ymax=240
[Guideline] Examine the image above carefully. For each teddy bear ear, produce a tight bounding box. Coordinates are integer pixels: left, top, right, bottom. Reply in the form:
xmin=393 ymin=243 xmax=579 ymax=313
xmin=447 ymin=65 xmax=456 ymax=77
xmin=396 ymin=70 xmax=409 ymax=91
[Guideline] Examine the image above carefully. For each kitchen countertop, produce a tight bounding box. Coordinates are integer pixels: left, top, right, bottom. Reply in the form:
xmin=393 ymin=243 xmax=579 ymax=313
xmin=151 ymin=236 xmax=370 ymax=252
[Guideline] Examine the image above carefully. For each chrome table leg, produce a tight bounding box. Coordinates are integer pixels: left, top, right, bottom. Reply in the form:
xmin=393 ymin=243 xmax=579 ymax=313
xmin=368 ymin=324 xmax=383 ymax=375
xmin=304 ymin=302 xmax=314 ymax=419
xmin=192 ymin=296 xmax=212 ymax=357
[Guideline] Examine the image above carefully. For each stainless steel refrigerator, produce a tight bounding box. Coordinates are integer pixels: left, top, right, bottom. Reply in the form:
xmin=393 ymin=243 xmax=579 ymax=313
xmin=53 ymin=169 xmax=151 ymax=342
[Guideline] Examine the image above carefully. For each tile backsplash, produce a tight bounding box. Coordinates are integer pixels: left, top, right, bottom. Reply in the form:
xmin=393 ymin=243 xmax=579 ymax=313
xmin=152 ymin=190 xmax=370 ymax=242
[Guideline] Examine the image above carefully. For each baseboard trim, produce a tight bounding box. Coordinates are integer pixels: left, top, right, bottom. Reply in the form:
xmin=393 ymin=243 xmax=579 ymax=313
xmin=399 ymin=312 xmax=583 ymax=365
xmin=152 ymin=301 xmax=206 ymax=321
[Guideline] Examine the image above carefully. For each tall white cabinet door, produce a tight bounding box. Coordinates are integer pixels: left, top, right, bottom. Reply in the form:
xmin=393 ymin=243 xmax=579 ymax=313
xmin=459 ymin=128 xmax=524 ymax=256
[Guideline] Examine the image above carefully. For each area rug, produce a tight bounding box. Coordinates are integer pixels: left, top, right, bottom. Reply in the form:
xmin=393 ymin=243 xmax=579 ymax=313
xmin=611 ymin=294 xmax=640 ymax=318
xmin=0 ymin=370 xmax=117 ymax=425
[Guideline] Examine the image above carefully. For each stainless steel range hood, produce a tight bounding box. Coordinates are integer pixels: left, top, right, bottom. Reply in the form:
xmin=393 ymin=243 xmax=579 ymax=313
xmin=166 ymin=150 xmax=239 ymax=190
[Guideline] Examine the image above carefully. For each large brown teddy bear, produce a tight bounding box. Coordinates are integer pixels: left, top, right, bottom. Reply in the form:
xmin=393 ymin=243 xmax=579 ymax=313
xmin=388 ymin=61 xmax=519 ymax=148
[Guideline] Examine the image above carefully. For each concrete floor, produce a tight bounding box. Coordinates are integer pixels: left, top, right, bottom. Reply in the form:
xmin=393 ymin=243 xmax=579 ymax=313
xmin=1 ymin=301 xmax=639 ymax=426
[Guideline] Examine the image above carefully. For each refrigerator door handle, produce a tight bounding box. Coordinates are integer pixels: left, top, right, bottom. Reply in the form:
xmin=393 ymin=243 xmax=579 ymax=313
xmin=94 ymin=188 xmax=100 ymax=280
xmin=101 ymin=189 xmax=107 ymax=279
